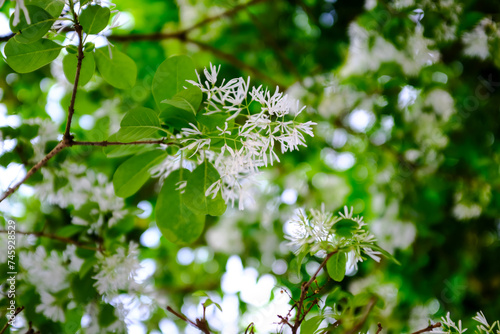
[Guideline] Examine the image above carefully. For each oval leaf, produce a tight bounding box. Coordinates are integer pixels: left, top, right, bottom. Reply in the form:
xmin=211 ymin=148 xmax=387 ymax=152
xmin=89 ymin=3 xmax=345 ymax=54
xmin=184 ymin=160 xmax=227 ymax=216
xmin=5 ymin=38 xmax=62 ymax=73
xmin=152 ymin=55 xmax=197 ymax=111
xmin=156 ymin=169 xmax=206 ymax=244
xmin=10 ymin=5 xmax=56 ymax=44
xmin=79 ymin=5 xmax=110 ymax=35
xmin=95 ymin=47 xmax=137 ymax=89
xmin=115 ymin=107 xmax=163 ymax=142
xmin=161 ymin=86 xmax=202 ymax=114
xmin=63 ymin=52 xmax=95 ymax=86
xmin=28 ymin=0 xmax=65 ymax=18
xmin=326 ymin=251 xmax=347 ymax=282
xmin=113 ymin=150 xmax=167 ymax=198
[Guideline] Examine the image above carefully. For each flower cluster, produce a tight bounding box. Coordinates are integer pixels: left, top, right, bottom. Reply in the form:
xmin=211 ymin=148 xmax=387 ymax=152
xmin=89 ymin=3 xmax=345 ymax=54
xmin=285 ymin=205 xmax=382 ymax=270
xmin=437 ymin=311 xmax=500 ymax=334
xmin=93 ymin=242 xmax=142 ymax=297
xmin=153 ymin=64 xmax=315 ymax=209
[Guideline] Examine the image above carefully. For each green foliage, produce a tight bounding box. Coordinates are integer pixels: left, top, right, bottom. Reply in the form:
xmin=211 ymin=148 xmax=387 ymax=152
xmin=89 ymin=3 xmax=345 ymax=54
xmin=94 ymin=47 xmax=137 ymax=89
xmin=113 ymin=107 xmax=164 ymax=142
xmin=156 ymin=169 xmax=206 ymax=244
xmin=62 ymin=52 xmax=95 ymax=86
xmin=9 ymin=5 xmax=55 ymax=43
xmin=152 ymin=55 xmax=197 ymax=111
xmin=184 ymin=160 xmax=227 ymax=216
xmin=112 ymin=150 xmax=167 ymax=198
xmin=4 ymin=38 xmax=62 ymax=73
xmin=326 ymin=251 xmax=347 ymax=282
xmin=79 ymin=5 xmax=110 ymax=35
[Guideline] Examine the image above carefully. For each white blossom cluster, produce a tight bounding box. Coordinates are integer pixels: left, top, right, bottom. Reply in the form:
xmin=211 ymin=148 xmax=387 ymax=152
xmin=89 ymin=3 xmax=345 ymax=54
xmin=285 ymin=205 xmax=382 ymax=270
xmin=436 ymin=311 xmax=500 ymax=334
xmin=462 ymin=18 xmax=498 ymax=60
xmin=35 ymin=162 xmax=128 ymax=230
xmin=93 ymin=242 xmax=141 ymax=297
xmin=153 ymin=64 xmax=315 ymax=209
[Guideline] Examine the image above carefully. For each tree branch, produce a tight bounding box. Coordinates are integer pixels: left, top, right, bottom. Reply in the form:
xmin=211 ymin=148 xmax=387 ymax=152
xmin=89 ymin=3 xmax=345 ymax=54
xmin=186 ymin=38 xmax=285 ymax=90
xmin=63 ymin=23 xmax=84 ymax=139
xmin=166 ymin=306 xmax=212 ymax=334
xmin=411 ymin=323 xmax=442 ymax=334
xmin=71 ymin=139 xmax=168 ymax=146
xmin=376 ymin=322 xmax=383 ymax=334
xmin=0 ymin=230 xmax=101 ymax=251
xmin=291 ymin=251 xmax=337 ymax=333
xmin=344 ymin=297 xmax=377 ymax=334
xmin=0 ymin=141 xmax=67 ymax=203
xmin=0 ymin=306 xmax=24 ymax=334
xmin=108 ymin=0 xmax=267 ymax=42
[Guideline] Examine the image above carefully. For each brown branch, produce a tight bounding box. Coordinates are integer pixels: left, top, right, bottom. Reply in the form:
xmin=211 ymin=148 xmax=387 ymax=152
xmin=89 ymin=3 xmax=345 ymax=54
xmin=64 ymin=23 xmax=84 ymax=139
xmin=376 ymin=322 xmax=383 ymax=334
xmin=71 ymin=139 xmax=168 ymax=146
xmin=109 ymin=0 xmax=268 ymax=43
xmin=344 ymin=297 xmax=377 ymax=334
xmin=0 ymin=229 xmax=101 ymax=251
xmin=0 ymin=141 xmax=68 ymax=203
xmin=166 ymin=306 xmax=212 ymax=334
xmin=291 ymin=251 xmax=337 ymax=333
xmin=186 ymin=38 xmax=285 ymax=90
xmin=0 ymin=306 xmax=24 ymax=334
xmin=411 ymin=323 xmax=442 ymax=334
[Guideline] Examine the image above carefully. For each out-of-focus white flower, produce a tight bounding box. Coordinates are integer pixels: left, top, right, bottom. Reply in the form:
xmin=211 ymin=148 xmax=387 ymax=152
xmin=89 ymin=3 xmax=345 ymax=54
xmin=462 ymin=19 xmax=493 ymax=60
xmin=93 ymin=242 xmax=142 ymax=296
xmin=20 ymin=246 xmax=69 ymax=293
xmin=36 ymin=291 xmax=65 ymax=322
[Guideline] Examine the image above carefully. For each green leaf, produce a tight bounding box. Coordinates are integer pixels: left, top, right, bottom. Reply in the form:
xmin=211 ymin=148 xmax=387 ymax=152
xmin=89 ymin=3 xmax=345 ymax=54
xmin=160 ymin=104 xmax=198 ymax=130
xmin=192 ymin=291 xmax=209 ymax=298
xmin=62 ymin=52 xmax=95 ymax=86
xmin=156 ymin=169 xmax=206 ymax=244
xmin=4 ymin=38 xmax=62 ymax=73
xmin=10 ymin=5 xmax=56 ymax=43
xmin=184 ymin=160 xmax=227 ymax=216
xmin=56 ymin=225 xmax=85 ymax=238
xmin=161 ymin=86 xmax=202 ymax=114
xmin=98 ymin=304 xmax=117 ymax=327
xmin=333 ymin=219 xmax=358 ymax=238
xmin=95 ymin=47 xmax=137 ymax=89
xmin=28 ymin=0 xmax=65 ymax=17
xmin=113 ymin=150 xmax=167 ymax=198
xmin=326 ymin=251 xmax=347 ymax=282
xmin=71 ymin=271 xmax=96 ymax=304
xmin=362 ymin=243 xmax=401 ymax=265
xmin=103 ymin=133 xmax=154 ymax=157
xmin=197 ymin=112 xmax=231 ymax=133
xmin=301 ymin=315 xmax=323 ymax=334
xmin=79 ymin=257 xmax=97 ymax=279
xmin=152 ymin=55 xmax=197 ymax=111
xmin=115 ymin=107 xmax=163 ymax=142
xmin=203 ymin=299 xmax=223 ymax=312
xmin=79 ymin=5 xmax=110 ymax=35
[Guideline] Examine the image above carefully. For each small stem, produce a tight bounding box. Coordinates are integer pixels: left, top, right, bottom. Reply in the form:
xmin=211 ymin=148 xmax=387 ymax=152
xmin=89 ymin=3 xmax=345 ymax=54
xmin=71 ymin=139 xmax=168 ymax=146
xmin=0 ymin=306 xmax=24 ymax=334
xmin=0 ymin=141 xmax=67 ymax=203
xmin=64 ymin=20 xmax=84 ymax=139
xmin=411 ymin=323 xmax=442 ymax=334
xmin=0 ymin=230 xmax=102 ymax=252
xmin=376 ymin=322 xmax=383 ymax=334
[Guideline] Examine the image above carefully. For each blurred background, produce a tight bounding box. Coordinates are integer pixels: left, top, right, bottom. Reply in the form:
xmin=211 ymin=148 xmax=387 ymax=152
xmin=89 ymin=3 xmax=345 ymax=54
xmin=1 ymin=0 xmax=499 ymax=333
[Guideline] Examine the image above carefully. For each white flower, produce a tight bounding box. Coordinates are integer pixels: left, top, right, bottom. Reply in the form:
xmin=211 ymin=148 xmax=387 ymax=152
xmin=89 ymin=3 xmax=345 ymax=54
xmin=93 ymin=242 xmax=142 ymax=296
xmin=36 ymin=291 xmax=65 ymax=322
xmin=20 ymin=247 xmax=69 ymax=293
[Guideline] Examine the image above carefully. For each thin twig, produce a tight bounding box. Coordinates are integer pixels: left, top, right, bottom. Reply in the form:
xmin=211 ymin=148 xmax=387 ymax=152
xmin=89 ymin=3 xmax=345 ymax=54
xmin=64 ymin=23 xmax=84 ymax=139
xmin=376 ymin=322 xmax=383 ymax=334
xmin=71 ymin=139 xmax=168 ymax=146
xmin=0 ymin=306 xmax=24 ymax=334
xmin=0 ymin=141 xmax=67 ymax=203
xmin=186 ymin=38 xmax=285 ymax=90
xmin=291 ymin=251 xmax=337 ymax=333
xmin=109 ymin=0 xmax=267 ymax=42
xmin=166 ymin=306 xmax=211 ymax=333
xmin=0 ymin=230 xmax=101 ymax=251
xmin=411 ymin=323 xmax=442 ymax=334
xmin=344 ymin=297 xmax=377 ymax=334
